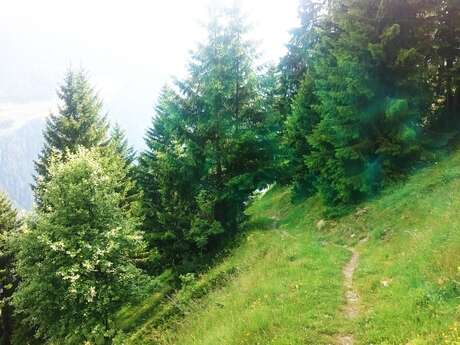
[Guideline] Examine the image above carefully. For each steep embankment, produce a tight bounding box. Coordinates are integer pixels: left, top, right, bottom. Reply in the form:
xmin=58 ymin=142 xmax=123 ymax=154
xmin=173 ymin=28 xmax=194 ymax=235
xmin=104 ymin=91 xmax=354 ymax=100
xmin=120 ymin=149 xmax=460 ymax=345
xmin=120 ymin=189 xmax=350 ymax=345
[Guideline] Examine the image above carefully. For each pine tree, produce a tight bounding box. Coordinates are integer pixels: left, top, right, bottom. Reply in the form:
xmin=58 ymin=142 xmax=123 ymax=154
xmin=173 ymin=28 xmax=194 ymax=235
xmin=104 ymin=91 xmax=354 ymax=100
xmin=14 ymin=148 xmax=146 ymax=345
xmin=307 ymin=13 xmax=380 ymax=205
xmin=33 ymin=69 xmax=108 ymax=207
xmin=0 ymin=192 xmax=19 ymax=345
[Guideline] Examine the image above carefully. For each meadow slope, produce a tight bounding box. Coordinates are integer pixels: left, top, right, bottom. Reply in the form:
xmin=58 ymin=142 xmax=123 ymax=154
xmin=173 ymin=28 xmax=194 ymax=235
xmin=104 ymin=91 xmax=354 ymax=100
xmin=120 ymin=149 xmax=460 ymax=345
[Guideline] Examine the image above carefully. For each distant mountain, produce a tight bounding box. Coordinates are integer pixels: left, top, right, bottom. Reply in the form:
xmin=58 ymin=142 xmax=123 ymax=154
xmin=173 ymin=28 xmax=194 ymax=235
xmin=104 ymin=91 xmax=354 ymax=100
xmin=0 ymin=118 xmax=44 ymax=210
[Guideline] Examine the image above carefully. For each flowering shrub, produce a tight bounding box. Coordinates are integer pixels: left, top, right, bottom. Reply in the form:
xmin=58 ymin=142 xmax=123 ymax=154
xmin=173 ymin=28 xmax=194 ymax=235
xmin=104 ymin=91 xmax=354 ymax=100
xmin=13 ymin=147 xmax=147 ymax=344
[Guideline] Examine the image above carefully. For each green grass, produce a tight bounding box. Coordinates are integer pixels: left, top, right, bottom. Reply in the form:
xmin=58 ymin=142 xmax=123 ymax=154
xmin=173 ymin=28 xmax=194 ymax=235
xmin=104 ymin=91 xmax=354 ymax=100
xmin=119 ymin=149 xmax=460 ymax=345
xmin=120 ymin=188 xmax=350 ymax=345
xmin=349 ymin=153 xmax=460 ymax=344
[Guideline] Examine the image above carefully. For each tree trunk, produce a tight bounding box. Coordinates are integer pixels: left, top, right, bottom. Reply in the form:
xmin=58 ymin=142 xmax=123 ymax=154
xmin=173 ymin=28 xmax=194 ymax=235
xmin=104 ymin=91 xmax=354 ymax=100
xmin=103 ymin=315 xmax=111 ymax=345
xmin=1 ymin=303 xmax=13 ymax=345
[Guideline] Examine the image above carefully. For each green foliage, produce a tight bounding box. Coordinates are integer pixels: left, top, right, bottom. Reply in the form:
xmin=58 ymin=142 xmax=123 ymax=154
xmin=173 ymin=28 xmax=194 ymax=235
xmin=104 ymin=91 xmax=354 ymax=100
xmin=306 ymin=10 xmax=385 ymax=205
xmin=34 ymin=69 xmax=108 ymax=207
xmin=284 ymin=73 xmax=320 ymax=199
xmin=278 ymin=0 xmax=326 ymax=118
xmin=428 ymin=0 xmax=460 ymax=128
xmin=348 ymin=148 xmax=460 ymax=344
xmin=119 ymin=148 xmax=460 ymax=344
xmin=138 ymin=6 xmax=276 ymax=267
xmin=108 ymin=124 xmax=143 ymax=222
xmin=137 ymin=87 xmax=200 ymax=268
xmin=120 ymin=186 xmax=349 ymax=345
xmin=110 ymin=124 xmax=136 ymax=168
xmin=5 ymin=0 xmax=460 ymax=342
xmin=283 ymin=0 xmax=432 ymax=206
xmin=258 ymin=66 xmax=289 ymax=184
xmin=13 ymin=148 xmax=147 ymax=344
xmin=0 ymin=192 xmax=19 ymax=345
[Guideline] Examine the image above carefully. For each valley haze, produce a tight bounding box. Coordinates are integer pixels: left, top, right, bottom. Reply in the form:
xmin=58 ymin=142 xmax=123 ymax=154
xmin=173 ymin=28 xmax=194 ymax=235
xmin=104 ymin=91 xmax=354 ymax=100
xmin=0 ymin=0 xmax=298 ymax=209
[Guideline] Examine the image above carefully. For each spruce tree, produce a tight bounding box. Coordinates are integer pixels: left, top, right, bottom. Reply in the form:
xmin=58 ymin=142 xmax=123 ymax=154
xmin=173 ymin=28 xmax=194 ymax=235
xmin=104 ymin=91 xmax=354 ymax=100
xmin=33 ymin=69 xmax=108 ymax=206
xmin=139 ymin=6 xmax=275 ymax=266
xmin=283 ymin=0 xmax=431 ymax=206
xmin=259 ymin=65 xmax=289 ymax=184
xmin=278 ymin=0 xmax=326 ymax=119
xmin=281 ymin=0 xmax=325 ymax=196
xmin=0 ymin=192 xmax=19 ymax=345
xmin=284 ymin=73 xmax=320 ymax=199
xmin=431 ymin=0 xmax=460 ymax=127
xmin=108 ymin=124 xmax=142 ymax=219
xmin=183 ymin=6 xmax=274 ymax=231
xmin=109 ymin=124 xmax=136 ymax=168
xmin=138 ymin=87 xmax=199 ymax=267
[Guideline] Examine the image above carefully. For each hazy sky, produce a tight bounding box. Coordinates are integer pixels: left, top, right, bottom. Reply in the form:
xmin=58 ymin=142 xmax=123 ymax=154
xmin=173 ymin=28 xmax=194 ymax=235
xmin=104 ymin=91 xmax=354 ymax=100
xmin=0 ymin=0 xmax=299 ymax=149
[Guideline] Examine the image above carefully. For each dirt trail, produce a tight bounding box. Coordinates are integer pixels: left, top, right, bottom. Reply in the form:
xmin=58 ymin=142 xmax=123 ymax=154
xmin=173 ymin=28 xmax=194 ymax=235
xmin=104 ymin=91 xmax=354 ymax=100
xmin=342 ymin=247 xmax=360 ymax=319
xmin=337 ymin=335 xmax=354 ymax=345
xmin=336 ymin=239 xmax=367 ymax=345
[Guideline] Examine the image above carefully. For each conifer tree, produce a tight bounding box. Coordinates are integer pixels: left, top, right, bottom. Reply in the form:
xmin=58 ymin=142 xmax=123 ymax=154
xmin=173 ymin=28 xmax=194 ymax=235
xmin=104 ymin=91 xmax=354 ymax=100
xmin=281 ymin=0 xmax=326 ymax=195
xmin=431 ymin=0 xmax=460 ymax=127
xmin=109 ymin=124 xmax=136 ymax=168
xmin=278 ymin=0 xmax=326 ymax=118
xmin=108 ymin=124 xmax=142 ymax=220
xmin=33 ymin=69 xmax=108 ymax=206
xmin=259 ymin=65 xmax=289 ymax=184
xmin=183 ymin=6 xmax=274 ymax=230
xmin=138 ymin=87 xmax=199 ymax=267
xmin=0 ymin=192 xmax=19 ymax=345
xmin=284 ymin=0 xmax=431 ymax=206
xmin=284 ymin=73 xmax=320 ymax=199
xmin=139 ymin=6 xmax=275 ymax=265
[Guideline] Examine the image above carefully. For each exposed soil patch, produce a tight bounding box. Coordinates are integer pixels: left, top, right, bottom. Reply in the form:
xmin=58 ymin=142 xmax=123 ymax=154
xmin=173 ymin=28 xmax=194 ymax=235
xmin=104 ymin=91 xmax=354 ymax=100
xmin=337 ymin=335 xmax=354 ymax=345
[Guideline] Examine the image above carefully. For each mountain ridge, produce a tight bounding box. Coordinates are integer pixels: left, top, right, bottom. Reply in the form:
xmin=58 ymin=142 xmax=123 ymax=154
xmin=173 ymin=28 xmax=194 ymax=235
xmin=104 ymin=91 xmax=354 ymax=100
xmin=0 ymin=117 xmax=44 ymax=209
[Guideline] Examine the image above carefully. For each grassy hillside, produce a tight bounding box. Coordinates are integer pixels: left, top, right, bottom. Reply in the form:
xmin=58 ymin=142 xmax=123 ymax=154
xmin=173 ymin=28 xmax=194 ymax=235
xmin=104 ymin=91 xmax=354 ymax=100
xmin=118 ymin=149 xmax=460 ymax=345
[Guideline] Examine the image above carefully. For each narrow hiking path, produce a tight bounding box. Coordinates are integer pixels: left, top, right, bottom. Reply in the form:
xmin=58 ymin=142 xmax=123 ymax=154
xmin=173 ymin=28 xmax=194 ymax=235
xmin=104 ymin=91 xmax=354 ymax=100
xmin=336 ymin=239 xmax=367 ymax=345
xmin=343 ymin=247 xmax=360 ymax=319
